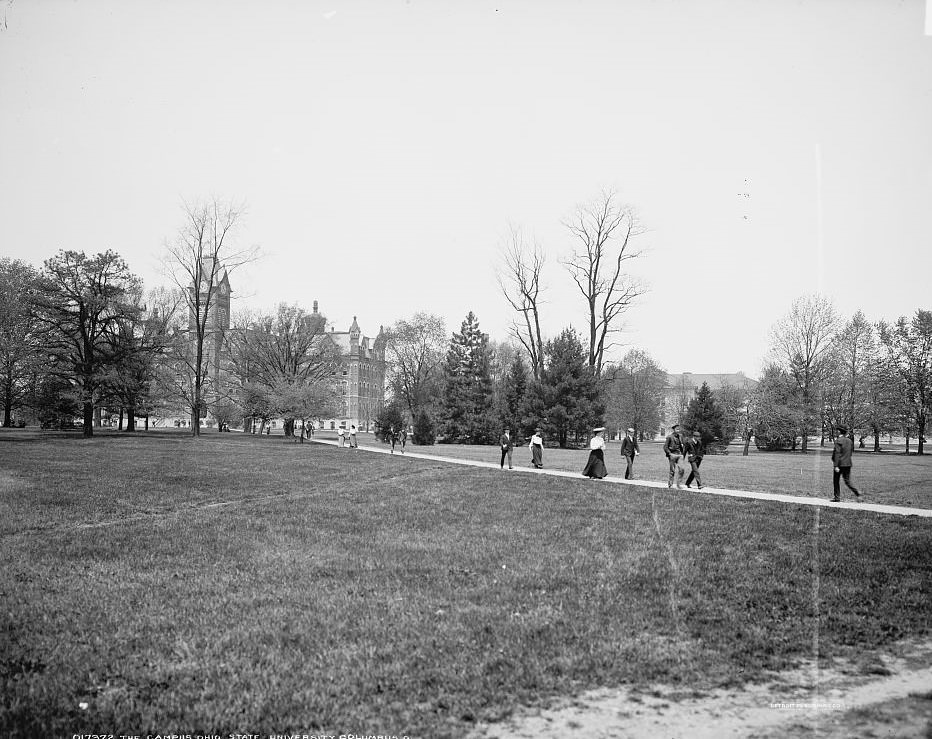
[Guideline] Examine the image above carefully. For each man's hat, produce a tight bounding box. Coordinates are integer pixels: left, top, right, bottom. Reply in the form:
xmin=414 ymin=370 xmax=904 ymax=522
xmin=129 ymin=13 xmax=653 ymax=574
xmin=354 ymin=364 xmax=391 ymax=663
xmin=671 ymin=423 xmax=680 ymax=430
xmin=692 ymin=430 xmax=701 ymax=436
xmin=836 ymin=424 xmax=848 ymax=433
xmin=627 ymin=427 xmax=635 ymax=433
xmin=535 ymin=426 xmax=542 ymax=432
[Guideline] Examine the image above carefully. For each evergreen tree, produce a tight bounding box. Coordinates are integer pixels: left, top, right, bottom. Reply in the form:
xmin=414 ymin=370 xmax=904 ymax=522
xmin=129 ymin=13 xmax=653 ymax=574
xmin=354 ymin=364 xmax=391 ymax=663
xmin=438 ymin=312 xmax=496 ymax=444
xmin=524 ymin=328 xmax=604 ymax=448
xmin=682 ymin=381 xmax=727 ymax=451
xmin=413 ymin=408 xmax=435 ymax=445
xmin=496 ymin=352 xmax=529 ymax=435
xmin=374 ymin=400 xmax=407 ymax=443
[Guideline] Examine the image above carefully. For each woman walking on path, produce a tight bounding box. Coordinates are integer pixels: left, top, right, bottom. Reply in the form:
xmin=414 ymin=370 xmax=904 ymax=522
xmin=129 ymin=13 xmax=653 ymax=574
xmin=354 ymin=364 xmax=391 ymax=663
xmin=529 ymin=428 xmax=544 ymax=468
xmin=582 ymin=427 xmax=608 ymax=479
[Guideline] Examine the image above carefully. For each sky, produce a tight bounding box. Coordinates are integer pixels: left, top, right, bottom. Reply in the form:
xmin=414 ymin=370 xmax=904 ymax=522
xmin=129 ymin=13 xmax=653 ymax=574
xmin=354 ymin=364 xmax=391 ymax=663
xmin=1 ymin=0 xmax=930 ymax=378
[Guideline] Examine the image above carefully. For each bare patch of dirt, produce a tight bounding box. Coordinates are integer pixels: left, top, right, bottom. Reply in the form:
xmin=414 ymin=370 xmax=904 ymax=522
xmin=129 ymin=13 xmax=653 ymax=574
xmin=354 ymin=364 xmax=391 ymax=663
xmin=472 ymin=638 xmax=932 ymax=739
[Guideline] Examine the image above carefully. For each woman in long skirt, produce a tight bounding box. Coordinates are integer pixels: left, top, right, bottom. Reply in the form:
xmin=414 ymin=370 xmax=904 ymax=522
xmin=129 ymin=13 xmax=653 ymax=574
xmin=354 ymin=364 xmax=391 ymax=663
xmin=529 ymin=428 xmax=544 ymax=468
xmin=582 ymin=427 xmax=608 ymax=479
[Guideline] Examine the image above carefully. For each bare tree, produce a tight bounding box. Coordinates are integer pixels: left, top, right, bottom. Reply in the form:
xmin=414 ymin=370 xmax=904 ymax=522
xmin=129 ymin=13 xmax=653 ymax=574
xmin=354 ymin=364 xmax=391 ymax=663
xmin=769 ymin=294 xmax=839 ymax=452
xmin=497 ymin=226 xmax=546 ymax=380
xmin=563 ymin=190 xmax=647 ymax=376
xmin=162 ymin=198 xmax=258 ymax=436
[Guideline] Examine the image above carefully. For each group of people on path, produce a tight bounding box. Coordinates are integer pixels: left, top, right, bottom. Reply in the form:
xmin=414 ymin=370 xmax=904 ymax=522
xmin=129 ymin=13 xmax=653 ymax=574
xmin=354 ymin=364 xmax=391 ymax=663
xmin=337 ymin=425 xmax=358 ymax=448
xmin=336 ymin=421 xmax=862 ymax=501
xmin=662 ymin=423 xmax=705 ymax=489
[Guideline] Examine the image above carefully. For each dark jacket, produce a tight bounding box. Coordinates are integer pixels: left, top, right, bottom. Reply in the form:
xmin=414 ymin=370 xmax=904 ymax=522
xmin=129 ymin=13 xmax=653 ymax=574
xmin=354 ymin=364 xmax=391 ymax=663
xmin=832 ymin=435 xmax=854 ymax=467
xmin=499 ymin=433 xmax=513 ymax=451
xmin=664 ymin=432 xmax=685 ymax=457
xmin=686 ymin=437 xmax=705 ymax=461
xmin=620 ymin=435 xmax=640 ymax=457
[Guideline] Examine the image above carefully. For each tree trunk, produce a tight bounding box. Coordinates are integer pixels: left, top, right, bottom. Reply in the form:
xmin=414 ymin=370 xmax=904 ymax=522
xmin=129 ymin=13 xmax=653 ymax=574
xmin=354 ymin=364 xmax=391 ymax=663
xmin=918 ymin=413 xmax=926 ymax=455
xmin=126 ymin=405 xmax=136 ymax=432
xmin=873 ymin=424 xmax=880 ymax=453
xmin=83 ymin=401 xmax=94 ymax=437
xmin=144 ymin=414 xmax=149 ymax=431
xmin=3 ymin=394 xmax=11 ymax=427
xmin=118 ymin=406 xmax=124 ymax=430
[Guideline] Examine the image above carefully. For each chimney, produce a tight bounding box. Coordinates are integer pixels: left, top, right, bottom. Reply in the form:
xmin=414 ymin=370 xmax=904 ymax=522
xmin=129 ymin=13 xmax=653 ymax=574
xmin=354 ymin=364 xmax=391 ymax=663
xmin=313 ymin=300 xmax=318 ymax=314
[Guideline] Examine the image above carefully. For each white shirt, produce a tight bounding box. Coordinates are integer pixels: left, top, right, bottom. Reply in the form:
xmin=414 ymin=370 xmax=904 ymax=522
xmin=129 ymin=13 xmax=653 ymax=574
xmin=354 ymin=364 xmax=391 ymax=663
xmin=529 ymin=433 xmax=543 ymax=449
xmin=589 ymin=434 xmax=605 ymax=451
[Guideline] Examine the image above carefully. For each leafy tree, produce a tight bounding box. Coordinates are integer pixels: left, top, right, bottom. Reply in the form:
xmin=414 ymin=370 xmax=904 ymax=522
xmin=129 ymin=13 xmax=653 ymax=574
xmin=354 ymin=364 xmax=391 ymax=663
xmin=769 ymin=294 xmax=838 ymax=451
xmin=603 ymin=348 xmax=665 ymax=438
xmin=715 ymin=378 xmax=750 ymax=447
xmin=753 ymin=364 xmax=802 ymax=451
xmin=374 ymin=400 xmax=407 ymax=443
xmin=413 ymin=408 xmax=435 ymax=445
xmin=879 ymin=309 xmax=932 ymax=455
xmin=0 ymin=258 xmax=41 ymax=426
xmin=224 ymin=303 xmax=339 ymax=436
xmin=384 ymin=312 xmax=446 ymax=421
xmin=269 ymin=378 xmax=340 ymax=441
xmin=106 ymin=288 xmax=175 ymax=432
xmin=31 ymin=373 xmax=80 ymax=429
xmin=33 ymin=250 xmax=141 ymax=437
xmin=682 ymin=381 xmax=727 ymax=451
xmin=438 ymin=311 xmax=496 ymax=444
xmin=524 ymin=327 xmax=604 ymax=448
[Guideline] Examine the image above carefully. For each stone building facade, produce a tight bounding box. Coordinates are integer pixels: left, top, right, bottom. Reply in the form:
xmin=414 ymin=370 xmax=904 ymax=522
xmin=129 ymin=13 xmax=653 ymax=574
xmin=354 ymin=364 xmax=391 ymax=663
xmin=316 ymin=304 xmax=387 ymax=432
xmin=659 ymin=371 xmax=758 ymax=438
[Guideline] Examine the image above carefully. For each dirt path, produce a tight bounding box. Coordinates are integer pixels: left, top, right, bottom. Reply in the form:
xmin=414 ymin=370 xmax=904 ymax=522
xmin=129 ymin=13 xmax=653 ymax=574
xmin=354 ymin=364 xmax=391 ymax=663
xmin=471 ymin=639 xmax=932 ymax=738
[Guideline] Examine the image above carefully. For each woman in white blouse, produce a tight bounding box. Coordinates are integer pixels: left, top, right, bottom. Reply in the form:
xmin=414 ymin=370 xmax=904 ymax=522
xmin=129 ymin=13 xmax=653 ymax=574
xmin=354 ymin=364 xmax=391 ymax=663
xmin=582 ymin=427 xmax=608 ymax=479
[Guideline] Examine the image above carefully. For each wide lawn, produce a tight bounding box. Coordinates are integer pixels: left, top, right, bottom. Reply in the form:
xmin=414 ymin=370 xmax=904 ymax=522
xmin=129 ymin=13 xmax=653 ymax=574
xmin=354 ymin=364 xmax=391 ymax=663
xmin=1 ymin=429 xmax=931 ymax=738
xmin=347 ymin=432 xmax=932 ymax=510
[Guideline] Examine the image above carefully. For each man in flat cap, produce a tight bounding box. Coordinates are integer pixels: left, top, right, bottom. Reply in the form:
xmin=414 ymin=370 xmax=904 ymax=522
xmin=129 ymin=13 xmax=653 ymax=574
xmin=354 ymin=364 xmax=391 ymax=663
xmin=620 ymin=427 xmax=640 ymax=480
xmin=663 ymin=423 xmax=687 ymax=489
xmin=685 ymin=429 xmax=705 ymax=490
xmin=831 ymin=424 xmax=860 ymax=502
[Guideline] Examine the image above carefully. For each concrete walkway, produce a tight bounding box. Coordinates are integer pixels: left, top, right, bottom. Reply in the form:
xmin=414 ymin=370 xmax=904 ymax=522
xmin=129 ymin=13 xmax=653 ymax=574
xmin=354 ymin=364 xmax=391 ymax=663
xmin=313 ymin=439 xmax=932 ymax=519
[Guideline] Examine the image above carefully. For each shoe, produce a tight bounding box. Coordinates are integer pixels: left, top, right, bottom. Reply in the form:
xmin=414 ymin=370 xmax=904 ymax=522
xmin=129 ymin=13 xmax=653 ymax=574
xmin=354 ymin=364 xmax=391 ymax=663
xmin=830 ymin=497 xmax=840 ymax=502
xmin=509 ymin=466 xmax=513 ymax=469
xmin=698 ymin=486 xmax=704 ymax=490
xmin=685 ymin=484 xmax=691 ymax=488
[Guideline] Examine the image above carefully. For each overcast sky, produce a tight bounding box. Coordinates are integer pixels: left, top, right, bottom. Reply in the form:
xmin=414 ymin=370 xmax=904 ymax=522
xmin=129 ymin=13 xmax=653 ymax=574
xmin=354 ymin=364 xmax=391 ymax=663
xmin=1 ymin=0 xmax=930 ymax=377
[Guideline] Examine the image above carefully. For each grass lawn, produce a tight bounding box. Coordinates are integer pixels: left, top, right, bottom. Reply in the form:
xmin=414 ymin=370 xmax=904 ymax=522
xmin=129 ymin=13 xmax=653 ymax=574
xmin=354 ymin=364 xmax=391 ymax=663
xmin=2 ymin=429 xmax=931 ymax=738
xmin=348 ymin=432 xmax=932 ymax=510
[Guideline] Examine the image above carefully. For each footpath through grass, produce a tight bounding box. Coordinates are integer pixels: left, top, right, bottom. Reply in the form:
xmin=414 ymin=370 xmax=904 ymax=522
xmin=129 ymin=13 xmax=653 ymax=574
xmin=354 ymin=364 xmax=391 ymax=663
xmin=1 ymin=430 xmax=931 ymax=738
xmin=359 ymin=433 xmax=932 ymax=510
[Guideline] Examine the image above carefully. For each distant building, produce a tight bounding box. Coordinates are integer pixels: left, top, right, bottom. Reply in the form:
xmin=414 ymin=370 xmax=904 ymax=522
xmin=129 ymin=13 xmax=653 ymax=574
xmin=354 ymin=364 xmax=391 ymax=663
xmin=659 ymin=371 xmax=758 ymax=438
xmin=315 ymin=302 xmax=387 ymax=432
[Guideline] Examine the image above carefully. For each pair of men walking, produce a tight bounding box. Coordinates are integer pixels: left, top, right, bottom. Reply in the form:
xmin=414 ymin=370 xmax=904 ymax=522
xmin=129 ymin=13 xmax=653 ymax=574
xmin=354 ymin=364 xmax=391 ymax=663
xmin=664 ymin=424 xmax=704 ymax=489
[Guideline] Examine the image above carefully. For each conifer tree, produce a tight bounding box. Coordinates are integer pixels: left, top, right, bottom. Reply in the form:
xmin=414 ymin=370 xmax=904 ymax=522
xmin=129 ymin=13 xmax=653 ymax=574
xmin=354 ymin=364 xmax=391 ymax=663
xmin=497 ymin=352 xmax=529 ymax=435
xmin=682 ymin=381 xmax=727 ymax=450
xmin=439 ymin=312 xmax=496 ymax=444
xmin=524 ymin=328 xmax=604 ymax=447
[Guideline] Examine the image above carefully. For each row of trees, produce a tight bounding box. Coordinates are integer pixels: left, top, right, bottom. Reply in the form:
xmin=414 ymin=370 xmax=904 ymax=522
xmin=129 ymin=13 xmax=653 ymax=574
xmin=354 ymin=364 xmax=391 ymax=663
xmin=757 ymin=296 xmax=931 ymax=453
xmin=0 ymin=199 xmax=347 ymax=438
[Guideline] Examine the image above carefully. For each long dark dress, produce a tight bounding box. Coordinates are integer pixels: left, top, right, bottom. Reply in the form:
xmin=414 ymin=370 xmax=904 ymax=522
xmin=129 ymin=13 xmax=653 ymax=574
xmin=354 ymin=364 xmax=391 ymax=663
xmin=531 ymin=443 xmax=543 ymax=468
xmin=583 ymin=448 xmax=607 ymax=479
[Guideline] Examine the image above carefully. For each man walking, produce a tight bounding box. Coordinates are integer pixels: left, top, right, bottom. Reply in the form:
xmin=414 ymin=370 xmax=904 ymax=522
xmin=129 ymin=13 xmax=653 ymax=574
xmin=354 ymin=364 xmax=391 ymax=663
xmin=685 ymin=430 xmax=705 ymax=490
xmin=831 ymin=424 xmax=860 ymax=502
xmin=663 ymin=423 xmax=687 ymax=489
xmin=620 ymin=427 xmax=640 ymax=480
xmin=338 ymin=427 xmax=345 ymax=447
xmin=399 ymin=426 xmax=408 ymax=454
xmin=499 ymin=428 xmax=514 ymax=469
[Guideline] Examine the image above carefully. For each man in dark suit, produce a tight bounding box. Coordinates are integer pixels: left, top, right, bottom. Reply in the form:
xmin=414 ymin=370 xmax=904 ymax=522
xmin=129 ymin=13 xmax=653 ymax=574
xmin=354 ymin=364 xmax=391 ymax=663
xmin=685 ymin=430 xmax=704 ymax=490
xmin=663 ymin=423 xmax=687 ymax=488
xmin=831 ymin=424 xmax=860 ymax=502
xmin=499 ymin=428 xmax=514 ymax=469
xmin=620 ymin=427 xmax=640 ymax=479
